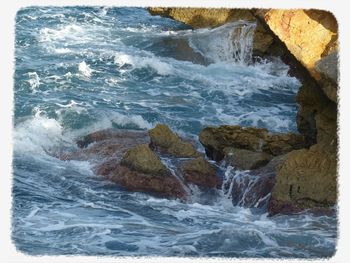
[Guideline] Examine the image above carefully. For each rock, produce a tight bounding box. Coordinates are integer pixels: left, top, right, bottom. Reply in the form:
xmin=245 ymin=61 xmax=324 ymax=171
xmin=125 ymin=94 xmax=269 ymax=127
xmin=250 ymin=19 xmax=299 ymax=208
xmin=228 ymin=155 xmax=286 ymax=208
xmin=255 ymin=9 xmax=338 ymax=103
xmin=120 ymin=144 xmax=168 ymax=175
xmin=180 ymin=157 xmax=218 ymax=188
xmin=148 ymin=8 xmax=274 ymax=56
xmin=149 ymin=124 xmax=200 ymax=158
xmin=103 ymin=164 xmax=187 ymax=199
xmin=199 ymin=125 xmax=305 ymax=161
xmin=223 ymin=148 xmax=273 ymax=170
xmin=268 ymin=145 xmax=337 ymax=215
xmin=96 ymin=143 xmax=187 ymax=199
xmin=60 ymin=129 xmax=149 ymax=162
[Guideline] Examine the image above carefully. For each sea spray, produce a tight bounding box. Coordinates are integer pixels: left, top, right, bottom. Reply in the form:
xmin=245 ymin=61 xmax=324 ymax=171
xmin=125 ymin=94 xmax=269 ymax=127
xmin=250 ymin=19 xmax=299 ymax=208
xmin=188 ymin=21 xmax=256 ymax=64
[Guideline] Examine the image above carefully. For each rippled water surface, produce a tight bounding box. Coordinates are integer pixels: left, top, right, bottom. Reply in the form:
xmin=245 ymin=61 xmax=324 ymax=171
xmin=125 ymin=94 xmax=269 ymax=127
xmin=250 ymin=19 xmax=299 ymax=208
xmin=13 ymin=7 xmax=337 ymax=257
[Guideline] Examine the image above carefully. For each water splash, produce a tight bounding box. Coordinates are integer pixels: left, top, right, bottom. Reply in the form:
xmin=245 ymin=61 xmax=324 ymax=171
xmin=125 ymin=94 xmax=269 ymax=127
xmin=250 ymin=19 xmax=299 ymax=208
xmin=221 ymin=166 xmax=272 ymax=209
xmin=188 ymin=21 xmax=256 ymax=64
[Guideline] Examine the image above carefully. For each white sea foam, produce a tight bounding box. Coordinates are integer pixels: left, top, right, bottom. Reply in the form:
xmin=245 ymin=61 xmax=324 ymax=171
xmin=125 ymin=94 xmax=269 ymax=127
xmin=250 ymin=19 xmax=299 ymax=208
xmin=78 ymin=61 xmax=93 ymax=78
xmin=13 ymin=111 xmax=71 ymax=155
xmin=114 ymin=52 xmax=173 ymax=75
xmin=27 ymin=72 xmax=40 ymax=91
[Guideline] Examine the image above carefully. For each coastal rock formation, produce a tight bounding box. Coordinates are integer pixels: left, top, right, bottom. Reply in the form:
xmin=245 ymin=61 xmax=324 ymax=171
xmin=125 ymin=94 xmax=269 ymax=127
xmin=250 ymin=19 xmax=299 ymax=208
xmin=149 ymin=7 xmax=338 ymax=215
xmin=60 ymin=125 xmax=221 ymax=199
xmin=199 ymin=125 xmax=305 ymax=162
xmin=223 ymin=148 xmax=273 ymax=170
xmin=149 ymin=124 xmax=200 ymax=158
xmin=101 ymin=144 xmax=187 ymax=199
xmin=180 ymin=157 xmax=218 ymax=188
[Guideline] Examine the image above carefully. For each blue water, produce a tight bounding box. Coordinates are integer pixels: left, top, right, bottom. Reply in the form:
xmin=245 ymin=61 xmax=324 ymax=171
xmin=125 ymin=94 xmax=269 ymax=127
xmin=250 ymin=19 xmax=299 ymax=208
xmin=12 ymin=7 xmax=337 ymax=257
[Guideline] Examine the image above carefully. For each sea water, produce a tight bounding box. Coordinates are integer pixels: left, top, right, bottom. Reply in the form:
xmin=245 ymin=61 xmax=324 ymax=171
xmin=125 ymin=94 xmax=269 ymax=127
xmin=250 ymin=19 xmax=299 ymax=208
xmin=12 ymin=7 xmax=337 ymax=257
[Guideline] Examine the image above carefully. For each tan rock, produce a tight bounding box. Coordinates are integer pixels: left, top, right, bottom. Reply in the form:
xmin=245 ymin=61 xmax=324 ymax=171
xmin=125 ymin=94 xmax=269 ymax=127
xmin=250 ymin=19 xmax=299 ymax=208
xmin=181 ymin=157 xmax=218 ymax=188
xmin=268 ymin=145 xmax=337 ymax=215
xmin=121 ymin=144 xmax=167 ymax=175
xmin=149 ymin=124 xmax=200 ymax=158
xmin=223 ymin=148 xmax=273 ymax=170
xmin=199 ymin=125 xmax=305 ymax=161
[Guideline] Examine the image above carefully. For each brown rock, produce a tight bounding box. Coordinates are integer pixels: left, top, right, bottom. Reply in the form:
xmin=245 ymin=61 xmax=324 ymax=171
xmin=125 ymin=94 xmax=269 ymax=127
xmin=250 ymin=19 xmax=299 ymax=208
xmin=121 ymin=144 xmax=168 ymax=175
xmin=199 ymin=125 xmax=305 ymax=161
xmin=223 ymin=148 xmax=273 ymax=170
xmin=180 ymin=157 xmax=218 ymax=188
xmin=149 ymin=124 xmax=200 ymax=158
xmin=102 ymin=164 xmax=187 ymax=199
xmin=268 ymin=145 xmax=337 ymax=215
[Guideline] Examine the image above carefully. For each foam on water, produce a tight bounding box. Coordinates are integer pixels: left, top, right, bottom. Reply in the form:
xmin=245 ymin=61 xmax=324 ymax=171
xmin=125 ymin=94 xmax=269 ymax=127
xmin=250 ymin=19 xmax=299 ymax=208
xmin=13 ymin=6 xmax=337 ymax=257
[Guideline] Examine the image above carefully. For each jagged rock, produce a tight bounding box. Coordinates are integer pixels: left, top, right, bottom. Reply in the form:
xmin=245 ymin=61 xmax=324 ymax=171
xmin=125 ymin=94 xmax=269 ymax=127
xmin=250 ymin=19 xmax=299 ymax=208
xmin=149 ymin=124 xmax=200 ymax=158
xmin=180 ymin=157 xmax=218 ymax=188
xmin=268 ymin=145 xmax=337 ymax=215
xmin=199 ymin=125 xmax=305 ymax=161
xmin=223 ymin=148 xmax=273 ymax=170
xmin=255 ymin=9 xmax=338 ymax=103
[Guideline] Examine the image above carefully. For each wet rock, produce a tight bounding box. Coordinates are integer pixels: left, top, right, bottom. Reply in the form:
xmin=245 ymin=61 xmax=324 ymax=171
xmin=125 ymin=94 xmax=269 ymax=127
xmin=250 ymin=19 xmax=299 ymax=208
xmin=227 ymin=155 xmax=285 ymax=209
xmin=121 ymin=144 xmax=167 ymax=175
xmin=268 ymin=145 xmax=337 ymax=215
xmin=199 ymin=125 xmax=305 ymax=161
xmin=60 ymin=129 xmax=149 ymax=162
xmin=96 ymin=143 xmax=187 ymax=199
xmin=180 ymin=157 xmax=218 ymax=188
xmin=223 ymin=148 xmax=273 ymax=170
xmin=149 ymin=124 xmax=200 ymax=158
xmin=102 ymin=164 xmax=187 ymax=199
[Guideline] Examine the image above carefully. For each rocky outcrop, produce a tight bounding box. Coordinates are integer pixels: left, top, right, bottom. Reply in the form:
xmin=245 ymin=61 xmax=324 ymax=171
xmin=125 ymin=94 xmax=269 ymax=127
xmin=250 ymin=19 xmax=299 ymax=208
xmin=149 ymin=124 xmax=200 ymax=158
xmin=254 ymin=9 xmax=338 ymax=103
xmin=268 ymin=144 xmax=337 ymax=215
xmin=60 ymin=125 xmax=221 ymax=199
xmin=102 ymin=144 xmax=187 ymax=199
xmin=199 ymin=125 xmax=305 ymax=162
xmin=149 ymin=7 xmax=338 ymax=215
xmin=180 ymin=157 xmax=219 ymax=188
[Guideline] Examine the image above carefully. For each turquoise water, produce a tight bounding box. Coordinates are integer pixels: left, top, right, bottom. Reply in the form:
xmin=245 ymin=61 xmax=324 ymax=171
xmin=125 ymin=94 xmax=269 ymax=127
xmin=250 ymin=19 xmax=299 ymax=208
xmin=13 ymin=7 xmax=336 ymax=257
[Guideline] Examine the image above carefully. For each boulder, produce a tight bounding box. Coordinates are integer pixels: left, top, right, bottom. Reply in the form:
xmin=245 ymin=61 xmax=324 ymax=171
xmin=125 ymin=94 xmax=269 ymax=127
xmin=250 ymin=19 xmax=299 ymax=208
xmin=268 ymin=145 xmax=337 ymax=215
xmin=180 ymin=157 xmax=218 ymax=188
xmin=120 ymin=144 xmax=167 ymax=175
xmin=149 ymin=124 xmax=200 ymax=158
xmin=223 ymin=148 xmax=273 ymax=170
xmin=96 ymin=144 xmax=187 ymax=199
xmin=199 ymin=125 xmax=305 ymax=161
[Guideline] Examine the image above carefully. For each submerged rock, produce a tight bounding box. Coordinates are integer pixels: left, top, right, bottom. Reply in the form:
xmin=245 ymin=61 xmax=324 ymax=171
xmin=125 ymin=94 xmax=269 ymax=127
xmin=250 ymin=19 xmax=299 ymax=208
xmin=180 ymin=157 xmax=219 ymax=188
xmin=199 ymin=125 xmax=305 ymax=162
xmin=149 ymin=124 xmax=200 ymax=158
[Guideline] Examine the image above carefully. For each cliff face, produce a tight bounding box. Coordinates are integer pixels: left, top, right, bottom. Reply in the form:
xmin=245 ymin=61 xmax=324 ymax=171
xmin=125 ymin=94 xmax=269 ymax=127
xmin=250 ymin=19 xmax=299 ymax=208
xmin=149 ymin=8 xmax=338 ymax=215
